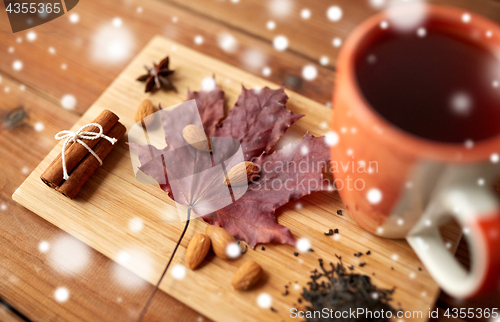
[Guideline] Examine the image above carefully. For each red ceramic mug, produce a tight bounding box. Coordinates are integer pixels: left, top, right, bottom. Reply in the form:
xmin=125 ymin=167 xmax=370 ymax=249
xmin=331 ymin=5 xmax=500 ymax=298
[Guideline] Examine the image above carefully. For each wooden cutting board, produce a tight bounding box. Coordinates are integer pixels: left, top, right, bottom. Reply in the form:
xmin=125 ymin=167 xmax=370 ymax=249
xmin=13 ymin=36 xmax=461 ymax=321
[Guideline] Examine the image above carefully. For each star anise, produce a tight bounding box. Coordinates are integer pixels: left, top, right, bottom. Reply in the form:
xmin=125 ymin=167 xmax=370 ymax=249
xmin=137 ymin=56 xmax=176 ymax=93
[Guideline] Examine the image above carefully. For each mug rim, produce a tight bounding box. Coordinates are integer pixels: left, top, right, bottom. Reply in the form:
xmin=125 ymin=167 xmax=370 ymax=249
xmin=338 ymin=4 xmax=500 ymax=163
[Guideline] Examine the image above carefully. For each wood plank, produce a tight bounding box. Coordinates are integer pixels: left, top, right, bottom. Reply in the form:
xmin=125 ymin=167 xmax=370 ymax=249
xmin=13 ymin=36 xmax=462 ymax=322
xmin=0 ymin=300 xmax=24 ymax=322
xmin=164 ymin=0 xmax=500 ymax=67
xmin=0 ymin=75 xmax=207 ymax=321
xmin=0 ymin=0 xmax=334 ymax=115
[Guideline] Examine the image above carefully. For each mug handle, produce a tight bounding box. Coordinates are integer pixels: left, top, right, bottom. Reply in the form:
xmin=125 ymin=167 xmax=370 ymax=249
xmin=407 ymin=187 xmax=500 ymax=298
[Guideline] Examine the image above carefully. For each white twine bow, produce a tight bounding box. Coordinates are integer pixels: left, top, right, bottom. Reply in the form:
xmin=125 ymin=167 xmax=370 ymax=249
xmin=55 ymin=123 xmax=117 ymax=180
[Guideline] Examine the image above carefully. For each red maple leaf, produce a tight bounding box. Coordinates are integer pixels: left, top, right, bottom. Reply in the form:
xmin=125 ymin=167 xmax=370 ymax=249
xmin=134 ymin=83 xmax=330 ymax=248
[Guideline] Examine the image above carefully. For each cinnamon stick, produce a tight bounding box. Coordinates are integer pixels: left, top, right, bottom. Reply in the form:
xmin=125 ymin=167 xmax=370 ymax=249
xmin=40 ymin=110 xmax=119 ymax=188
xmin=57 ymin=122 xmax=126 ymax=199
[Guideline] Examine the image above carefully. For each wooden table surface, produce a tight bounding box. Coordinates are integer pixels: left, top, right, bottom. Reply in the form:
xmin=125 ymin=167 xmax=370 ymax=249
xmin=0 ymin=0 xmax=499 ymax=321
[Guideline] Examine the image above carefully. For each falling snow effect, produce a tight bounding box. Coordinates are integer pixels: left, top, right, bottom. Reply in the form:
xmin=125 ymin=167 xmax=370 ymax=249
xmin=262 ymin=67 xmax=271 ymax=77
xmin=367 ymin=188 xmax=382 ymax=204
xmin=332 ymin=37 xmax=342 ymax=48
xmin=273 ymin=35 xmax=289 ymax=51
xmin=391 ymin=254 xmax=399 ymax=261
xmin=464 ymin=139 xmax=474 ymax=149
xmin=226 ymin=242 xmax=241 ymax=259
xmin=327 ymin=6 xmax=343 ymax=22
xmin=61 ymin=94 xmax=77 ymax=110
xmin=91 ymin=25 xmax=134 ymax=63
xmin=477 ymin=178 xmax=485 ymax=186
xmin=48 ymin=47 xmax=56 ymax=54
xmin=39 ymin=241 xmax=50 ymax=253
xmin=34 ymin=122 xmax=45 ymax=132
xmin=301 ymin=9 xmax=311 ymax=19
xmin=369 ymin=0 xmax=386 ymax=9
xmin=257 ymin=293 xmax=272 ymax=309
xmin=491 ymin=153 xmax=499 ymax=163
xmin=380 ymin=20 xmax=389 ymax=29
xmin=462 ymin=13 xmax=471 ymax=23
xmin=26 ymin=31 xmax=37 ymax=42
xmin=1 ymin=203 xmax=7 ymax=211
xmin=266 ymin=20 xmax=276 ymax=30
xmin=269 ymin=0 xmax=293 ymax=18
xmin=324 ymin=131 xmax=339 ymax=146
xmin=61 ymin=63 xmax=67 ymax=70
xmin=417 ymin=27 xmax=427 ymax=37
xmin=387 ymin=0 xmax=427 ymax=31
xmin=12 ymin=60 xmax=23 ymax=71
xmin=69 ymin=13 xmax=79 ymax=23
xmin=117 ymin=251 xmax=130 ymax=264
xmin=450 ymin=92 xmax=472 ymax=116
xmin=319 ymin=56 xmax=329 ymax=66
xmin=49 ymin=235 xmax=90 ymax=274
xmin=242 ymin=48 xmax=266 ymax=70
xmin=296 ymin=238 xmax=311 ymax=253
xmin=113 ymin=249 xmax=152 ymax=288
xmin=194 ymin=35 xmax=204 ymax=45
xmin=217 ymin=33 xmax=238 ymax=53
xmin=171 ymin=264 xmax=187 ymax=280
xmin=54 ymin=287 xmax=70 ymax=303
xmin=201 ymin=77 xmax=217 ymax=92
xmin=128 ymin=217 xmax=143 ymax=232
xmin=301 ymin=145 xmax=309 ymax=155
xmin=112 ymin=17 xmax=123 ymax=28
xmin=302 ymin=65 xmax=318 ymax=81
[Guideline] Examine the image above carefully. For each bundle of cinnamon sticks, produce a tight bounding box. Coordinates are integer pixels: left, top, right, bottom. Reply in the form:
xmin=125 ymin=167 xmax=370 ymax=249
xmin=40 ymin=109 xmax=126 ymax=199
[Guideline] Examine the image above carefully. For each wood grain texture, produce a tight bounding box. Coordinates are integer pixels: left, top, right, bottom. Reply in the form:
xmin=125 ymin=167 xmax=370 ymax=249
xmin=1 ymin=0 xmax=498 ymax=320
xmin=13 ymin=36 xmax=462 ymax=322
xmin=164 ymin=0 xmax=500 ymax=67
xmin=0 ymin=0 xmax=334 ymax=114
xmin=0 ymin=302 xmax=24 ymax=322
xmin=0 ymin=75 xmax=206 ymax=321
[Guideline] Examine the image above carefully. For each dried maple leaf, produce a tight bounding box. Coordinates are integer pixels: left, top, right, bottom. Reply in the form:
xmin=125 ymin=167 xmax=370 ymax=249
xmin=213 ymin=86 xmax=303 ymax=160
xmin=203 ymin=133 xmax=330 ymax=248
xmin=187 ymin=82 xmax=225 ymax=137
xmin=137 ymin=56 xmax=176 ymax=93
xmin=133 ymin=84 xmax=330 ymax=247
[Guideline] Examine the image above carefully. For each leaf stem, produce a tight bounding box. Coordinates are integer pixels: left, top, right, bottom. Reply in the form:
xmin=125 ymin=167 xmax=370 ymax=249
xmin=136 ymin=207 xmax=192 ymax=321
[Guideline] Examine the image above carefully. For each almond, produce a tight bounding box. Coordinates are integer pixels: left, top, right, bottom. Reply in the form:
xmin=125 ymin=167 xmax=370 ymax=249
xmin=135 ymin=99 xmax=155 ymax=127
xmin=205 ymin=225 xmax=235 ymax=260
xmin=186 ymin=234 xmax=211 ymax=270
xmin=224 ymin=161 xmax=260 ymax=186
xmin=182 ymin=124 xmax=212 ymax=152
xmin=231 ymin=260 xmax=263 ymax=291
